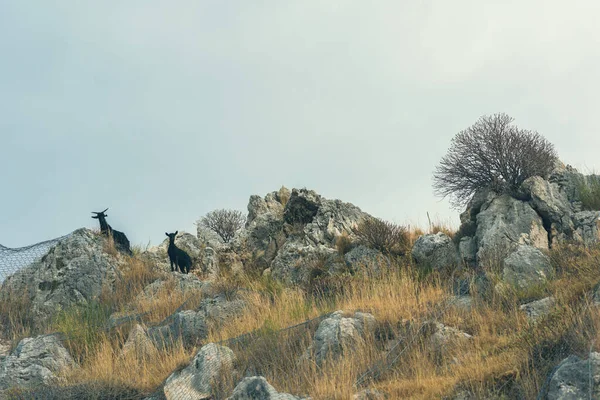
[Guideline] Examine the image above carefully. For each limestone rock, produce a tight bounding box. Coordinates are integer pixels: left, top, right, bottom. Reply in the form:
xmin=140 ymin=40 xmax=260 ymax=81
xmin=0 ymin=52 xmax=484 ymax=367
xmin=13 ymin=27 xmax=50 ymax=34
xmin=0 ymin=334 xmax=76 ymax=391
xmin=344 ymin=245 xmax=389 ymax=276
xmin=305 ymin=311 xmax=376 ymax=366
xmin=122 ymin=324 xmax=157 ymax=359
xmin=283 ymin=189 xmax=322 ymax=225
xmin=411 ymin=233 xmax=460 ymax=270
xmin=503 ymin=245 xmax=553 ymax=292
xmin=303 ymin=198 xmax=369 ymax=247
xmin=270 ymin=240 xmax=339 ymax=285
xmin=163 ymin=343 xmax=235 ymax=400
xmin=228 ymin=376 xmax=306 ymax=400
xmin=476 ymin=195 xmax=548 ymax=263
xmin=0 ymin=229 xmax=120 ymax=329
xmin=520 ymin=297 xmax=555 ymax=322
xmin=546 ymin=353 xmax=600 ymax=400
xmin=424 ymin=321 xmax=472 ymax=354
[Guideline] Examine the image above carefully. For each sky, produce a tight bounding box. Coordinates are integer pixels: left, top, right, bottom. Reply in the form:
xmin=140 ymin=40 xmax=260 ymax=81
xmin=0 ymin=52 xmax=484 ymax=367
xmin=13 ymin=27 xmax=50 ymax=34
xmin=1 ymin=1 xmax=599 ymax=248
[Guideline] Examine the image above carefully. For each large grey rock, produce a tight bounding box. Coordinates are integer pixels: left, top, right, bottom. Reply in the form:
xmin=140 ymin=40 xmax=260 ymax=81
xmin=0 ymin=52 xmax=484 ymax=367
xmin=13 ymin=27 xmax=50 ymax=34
xmin=246 ymin=187 xmax=289 ymax=227
xmin=246 ymin=212 xmax=285 ymax=264
xmin=228 ymin=376 xmax=306 ymax=400
xmin=303 ymin=198 xmax=370 ymax=247
xmin=0 ymin=229 xmax=120 ymax=329
xmin=344 ymin=245 xmax=389 ymax=276
xmin=424 ymin=321 xmax=472 ymax=354
xmin=163 ymin=343 xmax=235 ymax=400
xmin=520 ymin=297 xmax=555 ymax=322
xmin=305 ymin=310 xmax=376 ymax=366
xmin=270 ymin=240 xmax=339 ymax=285
xmin=503 ymin=245 xmax=553 ymax=291
xmin=572 ymin=211 xmax=600 ymax=246
xmin=546 ymin=353 xmax=600 ymax=400
xmin=148 ymin=295 xmax=245 ymax=349
xmin=121 ymin=324 xmax=157 ymax=359
xmin=476 ymin=195 xmax=548 ymax=263
xmin=196 ymin=225 xmax=225 ymax=251
xmin=283 ymin=189 xmax=322 ymax=225
xmin=0 ymin=334 xmax=76 ymax=391
xmin=411 ymin=233 xmax=460 ymax=270
xmin=458 ymin=236 xmax=477 ymax=265
xmin=521 ymin=176 xmax=574 ymax=244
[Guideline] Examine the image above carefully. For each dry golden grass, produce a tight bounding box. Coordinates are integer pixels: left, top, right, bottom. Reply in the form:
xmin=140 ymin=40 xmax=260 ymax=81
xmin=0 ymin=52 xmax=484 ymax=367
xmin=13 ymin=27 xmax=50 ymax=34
xmin=5 ymin=230 xmax=600 ymax=399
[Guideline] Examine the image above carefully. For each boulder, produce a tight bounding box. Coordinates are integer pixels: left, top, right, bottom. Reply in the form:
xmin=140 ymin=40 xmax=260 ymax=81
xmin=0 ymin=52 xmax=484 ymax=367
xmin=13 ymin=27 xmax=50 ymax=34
xmin=546 ymin=353 xmax=600 ymax=400
xmin=411 ymin=233 xmax=460 ymax=270
xmin=0 ymin=229 xmax=120 ymax=329
xmin=521 ymin=176 xmax=574 ymax=245
xmin=270 ymin=240 xmax=339 ymax=285
xmin=476 ymin=195 xmax=548 ymax=263
xmin=303 ymin=198 xmax=369 ymax=247
xmin=424 ymin=321 xmax=472 ymax=355
xmin=458 ymin=236 xmax=477 ymax=265
xmin=503 ymin=245 xmax=553 ymax=292
xmin=283 ymin=189 xmax=322 ymax=225
xmin=246 ymin=187 xmax=289 ymax=227
xmin=196 ymin=226 xmax=225 ymax=251
xmin=245 ymin=212 xmax=285 ymax=264
xmin=148 ymin=310 xmax=208 ymax=349
xmin=520 ymin=297 xmax=555 ymax=322
xmin=0 ymin=334 xmax=76 ymax=391
xmin=344 ymin=245 xmax=389 ymax=276
xmin=163 ymin=343 xmax=235 ymax=400
xmin=572 ymin=211 xmax=600 ymax=246
xmin=228 ymin=376 xmax=306 ymax=400
xmin=122 ymin=324 xmax=157 ymax=359
xmin=305 ymin=311 xmax=376 ymax=366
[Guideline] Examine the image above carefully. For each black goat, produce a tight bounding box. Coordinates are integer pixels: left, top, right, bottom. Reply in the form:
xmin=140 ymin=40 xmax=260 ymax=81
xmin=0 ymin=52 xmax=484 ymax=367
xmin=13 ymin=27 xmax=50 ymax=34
xmin=91 ymin=208 xmax=132 ymax=255
xmin=165 ymin=231 xmax=192 ymax=274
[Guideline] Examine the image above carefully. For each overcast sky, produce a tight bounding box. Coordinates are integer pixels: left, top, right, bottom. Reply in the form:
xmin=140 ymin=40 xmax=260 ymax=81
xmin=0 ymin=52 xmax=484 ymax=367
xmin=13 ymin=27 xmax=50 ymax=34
xmin=1 ymin=1 xmax=599 ymax=248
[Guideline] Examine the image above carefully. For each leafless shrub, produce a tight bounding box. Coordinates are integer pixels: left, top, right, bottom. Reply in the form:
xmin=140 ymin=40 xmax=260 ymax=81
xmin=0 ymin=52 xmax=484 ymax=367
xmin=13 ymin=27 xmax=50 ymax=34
xmin=353 ymin=217 xmax=409 ymax=256
xmin=199 ymin=209 xmax=246 ymax=243
xmin=433 ymin=113 xmax=558 ymax=208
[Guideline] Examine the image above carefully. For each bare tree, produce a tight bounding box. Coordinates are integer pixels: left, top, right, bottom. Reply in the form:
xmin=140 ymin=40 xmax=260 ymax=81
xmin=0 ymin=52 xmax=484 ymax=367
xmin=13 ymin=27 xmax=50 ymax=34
xmin=433 ymin=113 xmax=558 ymax=208
xmin=199 ymin=209 xmax=246 ymax=243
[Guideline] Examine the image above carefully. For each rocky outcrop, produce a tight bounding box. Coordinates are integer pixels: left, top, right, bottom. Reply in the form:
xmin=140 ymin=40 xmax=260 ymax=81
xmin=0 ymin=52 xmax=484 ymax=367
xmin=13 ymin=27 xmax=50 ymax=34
xmin=122 ymin=324 xmax=157 ymax=359
xmin=283 ymin=189 xmax=322 ymax=225
xmin=304 ymin=311 xmax=376 ymax=366
xmin=475 ymin=195 xmax=548 ymax=263
xmin=0 ymin=229 xmax=120 ymax=329
xmin=546 ymin=353 xmax=600 ymax=399
xmin=344 ymin=245 xmax=388 ymax=276
xmin=228 ymin=376 xmax=306 ymax=400
xmin=148 ymin=294 xmax=245 ymax=349
xmin=520 ymin=297 xmax=556 ymax=322
xmin=411 ymin=233 xmax=460 ymax=270
xmin=163 ymin=343 xmax=235 ymax=400
xmin=303 ymin=197 xmax=367 ymax=247
xmin=270 ymin=241 xmax=340 ymax=285
xmin=503 ymin=245 xmax=553 ymax=292
xmin=0 ymin=334 xmax=76 ymax=391
xmin=424 ymin=321 xmax=472 ymax=355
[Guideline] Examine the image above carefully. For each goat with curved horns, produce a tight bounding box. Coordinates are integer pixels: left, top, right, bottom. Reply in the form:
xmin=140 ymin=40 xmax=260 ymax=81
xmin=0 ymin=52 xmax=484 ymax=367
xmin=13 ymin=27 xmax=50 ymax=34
xmin=91 ymin=208 xmax=132 ymax=255
xmin=165 ymin=231 xmax=192 ymax=274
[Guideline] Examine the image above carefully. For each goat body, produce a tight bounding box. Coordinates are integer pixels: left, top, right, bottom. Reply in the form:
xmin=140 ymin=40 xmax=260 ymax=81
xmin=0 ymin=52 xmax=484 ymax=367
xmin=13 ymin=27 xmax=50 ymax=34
xmin=166 ymin=231 xmax=192 ymax=274
xmin=91 ymin=209 xmax=132 ymax=255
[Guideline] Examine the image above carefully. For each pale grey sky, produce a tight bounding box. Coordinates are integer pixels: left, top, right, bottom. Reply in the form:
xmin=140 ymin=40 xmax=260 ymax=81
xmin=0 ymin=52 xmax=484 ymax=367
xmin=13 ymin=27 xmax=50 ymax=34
xmin=1 ymin=1 xmax=599 ymax=247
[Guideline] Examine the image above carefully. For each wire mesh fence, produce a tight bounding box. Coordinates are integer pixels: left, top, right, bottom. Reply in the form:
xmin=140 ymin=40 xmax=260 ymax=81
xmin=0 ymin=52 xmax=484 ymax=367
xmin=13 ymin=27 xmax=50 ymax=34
xmin=0 ymin=233 xmax=73 ymax=284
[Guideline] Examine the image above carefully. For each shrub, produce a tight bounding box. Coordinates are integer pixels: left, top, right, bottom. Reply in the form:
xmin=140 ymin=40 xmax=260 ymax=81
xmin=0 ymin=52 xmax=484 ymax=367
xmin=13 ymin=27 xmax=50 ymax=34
xmin=575 ymin=174 xmax=600 ymax=210
xmin=199 ymin=209 xmax=246 ymax=243
xmin=433 ymin=113 xmax=558 ymax=207
xmin=353 ymin=217 xmax=409 ymax=256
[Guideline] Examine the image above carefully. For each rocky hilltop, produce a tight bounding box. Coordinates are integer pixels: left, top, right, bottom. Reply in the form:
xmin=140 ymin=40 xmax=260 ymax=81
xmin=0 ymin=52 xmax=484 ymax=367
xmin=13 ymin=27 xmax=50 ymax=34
xmin=1 ymin=166 xmax=599 ymax=399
